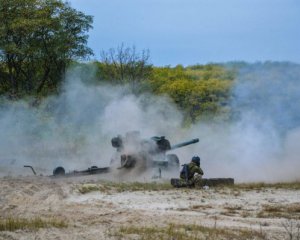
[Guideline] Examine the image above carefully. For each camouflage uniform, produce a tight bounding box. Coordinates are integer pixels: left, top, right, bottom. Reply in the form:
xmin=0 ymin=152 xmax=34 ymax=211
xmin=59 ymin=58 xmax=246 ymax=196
xmin=173 ymin=161 xmax=204 ymax=188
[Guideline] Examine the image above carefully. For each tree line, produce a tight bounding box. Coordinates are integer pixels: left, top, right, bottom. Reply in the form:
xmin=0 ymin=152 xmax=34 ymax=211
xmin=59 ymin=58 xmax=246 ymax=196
xmin=0 ymin=0 xmax=240 ymax=123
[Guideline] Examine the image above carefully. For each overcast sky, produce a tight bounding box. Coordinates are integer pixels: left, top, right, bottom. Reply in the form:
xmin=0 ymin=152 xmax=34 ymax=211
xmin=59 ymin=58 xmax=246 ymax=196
xmin=69 ymin=0 xmax=300 ymax=66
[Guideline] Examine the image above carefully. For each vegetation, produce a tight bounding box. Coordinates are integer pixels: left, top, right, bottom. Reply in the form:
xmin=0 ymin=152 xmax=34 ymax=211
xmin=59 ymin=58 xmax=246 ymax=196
xmin=77 ymin=181 xmax=174 ymax=194
xmin=232 ymin=181 xmax=300 ymax=191
xmin=112 ymin=223 xmax=267 ymax=240
xmin=98 ymin=44 xmax=152 ymax=94
xmin=257 ymin=203 xmax=300 ymax=220
xmin=1 ymin=1 xmax=299 ymax=125
xmin=95 ymin=58 xmax=235 ymax=123
xmin=0 ymin=0 xmax=235 ymax=123
xmin=77 ymin=181 xmax=300 ymax=194
xmin=0 ymin=217 xmax=67 ymax=231
xmin=0 ymin=0 xmax=93 ymax=98
xmin=149 ymin=64 xmax=235 ymax=123
xmin=96 ymin=44 xmax=235 ymax=123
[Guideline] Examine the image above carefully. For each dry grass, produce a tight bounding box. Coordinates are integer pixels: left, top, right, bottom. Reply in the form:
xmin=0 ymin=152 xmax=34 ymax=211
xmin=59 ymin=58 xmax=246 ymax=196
xmin=281 ymin=220 xmax=300 ymax=240
xmin=77 ymin=183 xmax=108 ymax=194
xmin=221 ymin=205 xmax=243 ymax=217
xmin=257 ymin=203 xmax=300 ymax=220
xmin=191 ymin=204 xmax=212 ymax=210
xmin=233 ymin=182 xmax=300 ymax=191
xmin=77 ymin=180 xmax=300 ymax=194
xmin=112 ymin=223 xmax=267 ymax=240
xmin=0 ymin=217 xmax=67 ymax=231
xmin=105 ymin=181 xmax=174 ymax=192
xmin=224 ymin=205 xmax=243 ymax=211
xmin=77 ymin=181 xmax=173 ymax=194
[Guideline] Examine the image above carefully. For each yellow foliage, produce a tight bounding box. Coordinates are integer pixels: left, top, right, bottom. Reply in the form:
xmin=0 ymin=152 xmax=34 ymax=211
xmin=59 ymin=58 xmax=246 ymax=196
xmin=149 ymin=64 xmax=234 ymax=123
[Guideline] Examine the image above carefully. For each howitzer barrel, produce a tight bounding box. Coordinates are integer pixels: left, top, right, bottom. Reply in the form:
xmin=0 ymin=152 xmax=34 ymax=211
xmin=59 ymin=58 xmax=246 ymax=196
xmin=170 ymin=138 xmax=199 ymax=150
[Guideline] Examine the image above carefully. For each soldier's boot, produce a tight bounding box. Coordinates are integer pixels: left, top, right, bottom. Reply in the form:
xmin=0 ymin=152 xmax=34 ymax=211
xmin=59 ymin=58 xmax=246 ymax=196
xmin=193 ymin=174 xmax=204 ymax=189
xmin=170 ymin=178 xmax=188 ymax=188
xmin=171 ymin=178 xmax=180 ymax=187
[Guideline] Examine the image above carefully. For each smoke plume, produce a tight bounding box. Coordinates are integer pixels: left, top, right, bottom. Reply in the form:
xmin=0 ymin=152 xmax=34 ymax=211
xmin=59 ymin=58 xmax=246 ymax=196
xmin=0 ymin=62 xmax=299 ymax=182
xmin=188 ymin=62 xmax=300 ymax=182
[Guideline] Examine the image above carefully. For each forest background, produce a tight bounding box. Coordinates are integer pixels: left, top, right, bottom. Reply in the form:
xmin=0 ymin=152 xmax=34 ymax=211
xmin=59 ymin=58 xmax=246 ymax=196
xmin=1 ymin=0 xmax=299 ymax=126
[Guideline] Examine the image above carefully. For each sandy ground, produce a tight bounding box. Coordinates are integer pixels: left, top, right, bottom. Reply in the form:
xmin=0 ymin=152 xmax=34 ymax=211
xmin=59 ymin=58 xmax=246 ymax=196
xmin=0 ymin=174 xmax=300 ymax=240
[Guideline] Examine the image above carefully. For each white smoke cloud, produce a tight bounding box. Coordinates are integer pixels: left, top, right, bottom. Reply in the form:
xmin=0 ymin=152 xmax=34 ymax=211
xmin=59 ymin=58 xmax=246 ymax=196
xmin=0 ymin=66 xmax=183 ymax=177
xmin=0 ymin=63 xmax=299 ymax=182
xmin=184 ymin=62 xmax=300 ymax=182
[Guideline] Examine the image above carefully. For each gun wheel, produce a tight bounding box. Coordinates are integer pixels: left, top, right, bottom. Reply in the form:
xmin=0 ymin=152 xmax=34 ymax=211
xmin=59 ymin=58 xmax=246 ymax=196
xmin=53 ymin=166 xmax=65 ymax=176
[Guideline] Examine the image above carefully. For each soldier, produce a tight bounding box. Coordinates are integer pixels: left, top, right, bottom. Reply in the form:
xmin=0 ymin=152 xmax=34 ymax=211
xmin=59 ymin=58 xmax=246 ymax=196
xmin=172 ymin=156 xmax=204 ymax=188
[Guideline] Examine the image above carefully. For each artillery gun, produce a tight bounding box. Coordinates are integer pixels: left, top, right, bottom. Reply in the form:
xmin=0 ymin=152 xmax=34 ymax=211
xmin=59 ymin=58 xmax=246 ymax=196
xmin=25 ymin=131 xmax=199 ymax=178
xmin=110 ymin=131 xmax=199 ymax=175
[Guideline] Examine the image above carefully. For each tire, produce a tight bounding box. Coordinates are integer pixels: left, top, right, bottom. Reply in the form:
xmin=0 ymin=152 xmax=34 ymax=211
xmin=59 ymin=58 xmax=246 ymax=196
xmin=120 ymin=155 xmax=136 ymax=168
xmin=167 ymin=154 xmax=180 ymax=169
xmin=53 ymin=166 xmax=65 ymax=176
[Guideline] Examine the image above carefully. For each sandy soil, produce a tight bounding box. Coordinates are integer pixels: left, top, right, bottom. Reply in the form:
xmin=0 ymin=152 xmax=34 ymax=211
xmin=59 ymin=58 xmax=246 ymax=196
xmin=0 ymin=175 xmax=300 ymax=239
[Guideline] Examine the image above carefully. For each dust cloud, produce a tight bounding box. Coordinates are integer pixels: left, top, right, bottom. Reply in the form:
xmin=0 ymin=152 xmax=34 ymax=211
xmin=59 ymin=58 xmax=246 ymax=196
xmin=0 ymin=66 xmax=183 ymax=178
xmin=184 ymin=62 xmax=300 ymax=182
xmin=0 ymin=63 xmax=299 ymax=182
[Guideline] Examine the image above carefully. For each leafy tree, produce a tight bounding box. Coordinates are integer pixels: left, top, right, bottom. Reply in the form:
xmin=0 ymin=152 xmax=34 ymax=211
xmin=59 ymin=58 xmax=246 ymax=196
xmin=98 ymin=44 xmax=152 ymax=94
xmin=149 ymin=64 xmax=234 ymax=123
xmin=0 ymin=0 xmax=93 ymax=98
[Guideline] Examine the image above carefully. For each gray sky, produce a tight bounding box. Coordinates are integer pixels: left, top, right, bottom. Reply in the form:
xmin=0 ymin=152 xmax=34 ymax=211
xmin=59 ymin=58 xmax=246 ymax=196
xmin=69 ymin=0 xmax=300 ymax=66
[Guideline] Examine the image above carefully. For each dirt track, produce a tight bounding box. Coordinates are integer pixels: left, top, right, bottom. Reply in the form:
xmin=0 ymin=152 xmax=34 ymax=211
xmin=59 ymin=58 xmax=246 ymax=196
xmin=0 ymin=175 xmax=300 ymax=239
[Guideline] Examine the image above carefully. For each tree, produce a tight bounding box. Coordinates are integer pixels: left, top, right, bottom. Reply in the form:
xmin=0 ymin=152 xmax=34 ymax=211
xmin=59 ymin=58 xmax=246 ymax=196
xmin=99 ymin=44 xmax=152 ymax=94
xmin=0 ymin=0 xmax=93 ymax=98
xmin=150 ymin=65 xmax=234 ymax=123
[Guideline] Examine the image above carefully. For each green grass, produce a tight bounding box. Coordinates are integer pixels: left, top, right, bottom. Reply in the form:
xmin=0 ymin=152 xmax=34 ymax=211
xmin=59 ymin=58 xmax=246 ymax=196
xmin=112 ymin=223 xmax=267 ymax=240
xmin=0 ymin=217 xmax=67 ymax=232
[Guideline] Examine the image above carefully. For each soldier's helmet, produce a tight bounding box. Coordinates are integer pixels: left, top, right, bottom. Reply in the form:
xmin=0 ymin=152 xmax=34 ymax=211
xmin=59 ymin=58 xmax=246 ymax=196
xmin=191 ymin=156 xmax=200 ymax=166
